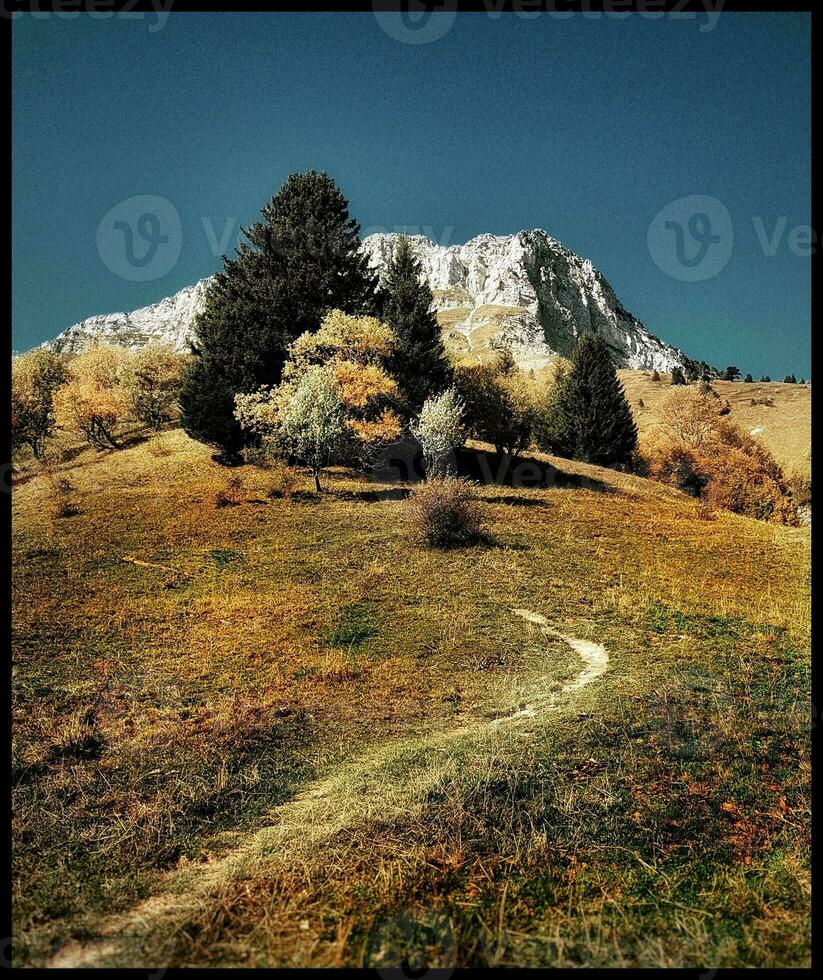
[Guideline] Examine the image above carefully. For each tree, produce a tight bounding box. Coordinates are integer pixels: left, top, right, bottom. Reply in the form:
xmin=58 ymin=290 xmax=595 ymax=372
xmin=236 ymin=366 xmax=349 ymax=492
xmin=379 ymin=235 xmax=451 ymax=413
xmin=181 ymin=171 xmax=377 ymax=458
xmin=650 ymin=369 xmax=661 ymax=382
xmin=539 ymin=335 xmax=637 ymax=466
xmin=54 ymin=346 xmax=129 ymax=449
xmin=234 ymin=310 xmax=404 ymax=488
xmin=760 ymin=375 xmax=771 ymax=383
xmin=800 ymin=378 xmax=807 ymax=385
xmin=122 ymin=345 xmax=186 ymax=429
xmin=683 ymin=361 xmax=700 ymax=383
xmin=285 ymin=309 xmax=403 ymax=455
xmin=670 ymin=367 xmax=687 ymax=386
xmin=658 ymin=386 xmax=725 ymax=448
xmin=722 ymin=366 xmax=741 ymax=381
xmin=783 ymin=374 xmax=797 ymax=384
xmin=743 ymin=373 xmax=753 ymax=383
xmin=410 ymin=388 xmax=465 ymax=477
xmin=11 ymin=350 xmax=68 ymax=457
xmin=454 ymin=351 xmax=540 ymax=459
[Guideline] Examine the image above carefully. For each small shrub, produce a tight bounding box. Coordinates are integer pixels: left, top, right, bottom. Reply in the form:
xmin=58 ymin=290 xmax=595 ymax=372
xmin=407 ymin=477 xmax=485 ymax=548
xmin=213 ymin=476 xmax=244 ymax=509
xmin=645 ymin=442 xmax=708 ymax=497
xmin=49 ymin=476 xmax=80 ymax=518
xmin=638 ymin=398 xmax=645 ymax=408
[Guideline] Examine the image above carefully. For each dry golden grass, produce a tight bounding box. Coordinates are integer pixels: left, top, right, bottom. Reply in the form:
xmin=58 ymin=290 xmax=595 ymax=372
xmin=12 ymin=426 xmax=810 ymax=968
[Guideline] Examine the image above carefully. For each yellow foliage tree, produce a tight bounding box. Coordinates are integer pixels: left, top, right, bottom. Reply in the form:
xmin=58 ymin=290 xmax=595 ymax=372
xmin=285 ymin=310 xmax=403 ymax=447
xmin=234 ymin=310 xmax=404 ymax=484
xmin=54 ymin=346 xmax=130 ymax=449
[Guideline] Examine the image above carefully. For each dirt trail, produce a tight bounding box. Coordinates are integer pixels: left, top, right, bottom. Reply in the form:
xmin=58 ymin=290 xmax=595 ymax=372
xmin=47 ymin=609 xmax=609 ymax=968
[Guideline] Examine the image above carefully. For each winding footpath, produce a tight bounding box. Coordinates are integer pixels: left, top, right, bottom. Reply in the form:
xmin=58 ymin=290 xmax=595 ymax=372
xmin=47 ymin=609 xmax=609 ymax=968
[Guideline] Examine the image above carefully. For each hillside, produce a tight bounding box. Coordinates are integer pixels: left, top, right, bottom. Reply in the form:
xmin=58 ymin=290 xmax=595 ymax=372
xmin=619 ymin=372 xmax=812 ymax=479
xmin=12 ymin=427 xmax=810 ymax=968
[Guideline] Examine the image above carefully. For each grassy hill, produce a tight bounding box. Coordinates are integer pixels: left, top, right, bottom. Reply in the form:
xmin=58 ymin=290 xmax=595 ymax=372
xmin=619 ymin=371 xmax=811 ymax=479
xmin=12 ymin=429 xmax=810 ymax=967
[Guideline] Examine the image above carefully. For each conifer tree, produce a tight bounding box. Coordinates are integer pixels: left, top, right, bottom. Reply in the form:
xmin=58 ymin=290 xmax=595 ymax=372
xmin=670 ymin=366 xmax=686 ymax=386
xmin=379 ymin=236 xmax=451 ymax=413
xmin=540 ymin=335 xmax=637 ymax=466
xmin=180 ymin=171 xmax=377 ymax=457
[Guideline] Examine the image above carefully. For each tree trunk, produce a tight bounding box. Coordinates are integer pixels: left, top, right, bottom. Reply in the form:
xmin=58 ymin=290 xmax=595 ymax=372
xmin=313 ymin=470 xmax=322 ymax=493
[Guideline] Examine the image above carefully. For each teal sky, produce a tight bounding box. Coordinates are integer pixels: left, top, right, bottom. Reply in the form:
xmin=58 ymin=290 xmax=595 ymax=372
xmin=12 ymin=11 xmax=811 ymax=377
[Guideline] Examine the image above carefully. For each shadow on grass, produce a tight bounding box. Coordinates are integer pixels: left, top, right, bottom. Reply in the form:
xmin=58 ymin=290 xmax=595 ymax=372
xmin=367 ymin=436 xmax=618 ymax=494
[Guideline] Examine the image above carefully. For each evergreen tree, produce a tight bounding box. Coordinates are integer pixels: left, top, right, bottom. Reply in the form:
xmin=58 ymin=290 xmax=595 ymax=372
xmin=670 ymin=366 xmax=686 ymax=386
xmin=760 ymin=375 xmax=771 ymax=382
xmin=722 ymin=365 xmax=741 ymax=381
xmin=180 ymin=171 xmax=377 ymax=457
xmin=743 ymin=373 xmax=753 ymax=383
xmin=783 ymin=374 xmax=797 ymax=384
xmin=651 ymin=369 xmax=661 ymax=382
xmin=541 ymin=335 xmax=637 ymax=466
xmin=379 ymin=236 xmax=451 ymax=413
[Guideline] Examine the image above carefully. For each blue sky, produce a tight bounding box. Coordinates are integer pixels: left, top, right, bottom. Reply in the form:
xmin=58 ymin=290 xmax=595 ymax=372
xmin=12 ymin=11 xmax=810 ymax=377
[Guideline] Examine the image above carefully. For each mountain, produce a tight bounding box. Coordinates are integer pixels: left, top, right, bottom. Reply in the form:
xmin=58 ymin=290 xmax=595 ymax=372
xmin=40 ymin=278 xmax=212 ymax=357
xmin=39 ymin=230 xmax=689 ymax=372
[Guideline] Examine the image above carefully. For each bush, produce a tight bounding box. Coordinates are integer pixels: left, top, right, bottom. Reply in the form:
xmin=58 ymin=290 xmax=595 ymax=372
xmin=49 ymin=476 xmax=80 ymax=519
xmin=214 ymin=476 xmax=244 ymax=509
xmin=267 ymin=465 xmax=301 ymax=501
xmin=407 ymin=477 xmax=485 ymax=548
xmin=645 ymin=441 xmax=708 ymax=498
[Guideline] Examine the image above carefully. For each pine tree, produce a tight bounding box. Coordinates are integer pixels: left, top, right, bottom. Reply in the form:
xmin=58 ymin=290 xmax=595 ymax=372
xmin=180 ymin=171 xmax=377 ymax=457
xmin=670 ymin=367 xmax=686 ymax=386
xmin=743 ymin=373 xmax=753 ymax=383
xmin=379 ymin=236 xmax=451 ymax=413
xmin=541 ymin=335 xmax=637 ymax=466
